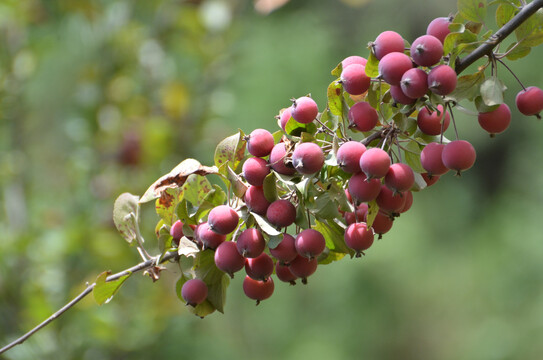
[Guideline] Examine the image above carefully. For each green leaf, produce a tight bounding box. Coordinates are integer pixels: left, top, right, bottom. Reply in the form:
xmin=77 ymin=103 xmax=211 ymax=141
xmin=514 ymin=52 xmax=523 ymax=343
xmin=505 ymin=43 xmax=531 ymax=60
xmin=113 ymin=193 xmax=140 ymax=244
xmin=474 ymin=96 xmax=500 ymax=112
xmin=412 ymin=172 xmax=428 ymax=192
xmin=450 ymin=71 xmax=485 ymax=101
xmin=93 ymin=271 xmax=132 ymax=306
xmin=443 ymin=30 xmax=479 ymax=55
xmin=295 ymin=200 xmax=310 ymax=229
xmin=314 ymin=219 xmax=352 ymax=263
xmin=331 ymin=61 xmax=342 ymax=77
xmin=182 ymin=174 xmax=213 ymax=209
xmin=496 ymin=3 xmax=516 ymax=28
xmin=155 ymin=187 xmax=183 ymax=225
xmin=262 ymin=172 xmax=278 ymax=203
xmin=365 ymin=200 xmax=379 ymax=228
xmin=189 ymin=184 xmax=227 ymax=219
xmin=252 ymin=212 xmax=282 ymax=236
xmin=364 ymin=51 xmax=379 ymax=78
xmin=284 ymin=117 xmax=318 ymax=136
xmin=226 ymin=164 xmax=248 ymax=199
xmin=178 ymin=237 xmax=200 ymax=258
xmin=403 ymin=141 xmax=425 ymax=173
xmin=480 ymin=76 xmax=506 ymax=106
xmin=307 ymin=192 xmax=341 ymax=220
xmin=457 ymin=0 xmax=487 ymax=23
xmin=515 ymin=8 xmax=543 ymax=45
xmin=214 ymin=130 xmax=246 ymax=175
xmin=327 ymin=80 xmax=344 ymax=116
xmin=156 ymin=222 xmax=173 ymax=254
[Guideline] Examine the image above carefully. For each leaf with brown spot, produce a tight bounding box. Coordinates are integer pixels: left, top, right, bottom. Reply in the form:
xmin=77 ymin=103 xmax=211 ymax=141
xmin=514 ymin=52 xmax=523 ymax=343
xmin=139 ymin=159 xmax=218 ymax=204
xmin=214 ymin=130 xmax=246 ymax=176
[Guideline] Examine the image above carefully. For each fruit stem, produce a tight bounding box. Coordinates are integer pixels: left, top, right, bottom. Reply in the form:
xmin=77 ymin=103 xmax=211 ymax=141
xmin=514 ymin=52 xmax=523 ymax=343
xmin=495 ymin=58 xmax=527 ymax=91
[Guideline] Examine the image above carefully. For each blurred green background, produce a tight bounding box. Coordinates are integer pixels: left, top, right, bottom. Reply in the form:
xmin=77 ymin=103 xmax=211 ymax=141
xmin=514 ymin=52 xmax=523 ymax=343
xmin=1 ymin=0 xmax=543 ymax=359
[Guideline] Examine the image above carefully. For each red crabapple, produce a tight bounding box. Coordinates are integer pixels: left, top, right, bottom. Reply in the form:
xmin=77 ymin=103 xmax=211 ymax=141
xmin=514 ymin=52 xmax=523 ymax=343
xmin=398 ymin=190 xmax=413 ymax=213
xmin=341 ymin=64 xmax=371 ymax=95
xmin=348 ymin=172 xmax=382 ymax=203
xmin=376 ymin=185 xmax=407 ymax=213
xmin=359 ymin=147 xmax=391 ymax=179
xmin=181 ymin=279 xmax=208 ymax=307
xmin=344 ymin=203 xmax=369 ymax=225
xmin=422 ymin=172 xmax=440 ymax=187
xmin=390 ymin=85 xmax=416 ymax=105
xmin=236 ymin=228 xmax=266 ymax=258
xmin=244 ymin=185 xmax=271 ymax=215
xmin=279 ymin=106 xmax=293 ymax=131
xmin=417 ymin=104 xmax=450 ymax=135
xmin=441 ymin=140 xmax=476 ymax=175
xmin=428 ymin=65 xmax=457 ymax=95
xmin=373 ymin=30 xmax=405 ymax=60
xmin=427 ymin=17 xmax=451 ymax=44
xmin=269 ymin=233 xmax=298 ymax=263
xmin=385 ymin=163 xmax=415 ymax=192
xmin=196 ymin=222 xmax=226 ymax=250
xmin=243 ymin=276 xmax=274 ymax=304
xmin=420 ymin=142 xmax=449 ymax=176
xmin=291 ymin=96 xmax=318 ymax=124
xmin=242 ymin=157 xmax=270 ymax=186
xmin=342 ymin=55 xmax=367 ymax=68
xmin=336 ymin=141 xmax=366 ymax=173
xmin=378 ymin=52 xmax=413 ymax=86
xmin=269 ymin=142 xmax=296 ymax=176
xmin=247 ymin=129 xmax=274 ymax=157
xmin=410 ymin=35 xmax=443 ymax=67
xmin=515 ymin=86 xmax=543 ymax=116
xmin=215 ymin=241 xmax=246 ymax=278
xmin=344 ymin=222 xmax=374 ymax=256
xmin=275 ymin=262 xmax=297 ymax=285
xmin=291 ymin=142 xmax=325 ymax=175
xmin=266 ymin=199 xmax=297 ymax=228
xmin=478 ymin=103 xmax=511 ymax=135
xmin=208 ymin=205 xmax=239 ymax=235
xmin=289 ymin=255 xmax=318 ymax=283
xmin=245 ymin=252 xmax=274 ymax=281
xmin=348 ymin=101 xmax=379 ymax=132
xmin=170 ymin=220 xmax=185 ymax=241
xmin=295 ymin=229 xmax=326 ymax=259
xmin=371 ymin=211 xmax=394 ymax=238
xmin=401 ymin=68 xmax=429 ymax=99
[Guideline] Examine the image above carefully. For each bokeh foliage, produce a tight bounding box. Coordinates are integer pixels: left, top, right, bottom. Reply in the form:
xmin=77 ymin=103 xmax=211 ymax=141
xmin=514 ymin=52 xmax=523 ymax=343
xmin=1 ymin=0 xmax=543 ymax=359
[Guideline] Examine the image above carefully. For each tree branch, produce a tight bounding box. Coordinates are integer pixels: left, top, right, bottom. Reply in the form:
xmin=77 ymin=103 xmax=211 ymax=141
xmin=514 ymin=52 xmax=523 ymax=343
xmin=455 ymin=0 xmax=543 ymax=75
xmin=0 ymin=251 xmax=179 ymax=355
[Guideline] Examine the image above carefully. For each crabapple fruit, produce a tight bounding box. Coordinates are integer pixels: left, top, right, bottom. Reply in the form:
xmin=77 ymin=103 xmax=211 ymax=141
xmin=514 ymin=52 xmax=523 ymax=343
xmin=291 ymin=96 xmax=318 ymax=124
xmin=348 ymin=172 xmax=382 ymax=203
xmin=275 ymin=262 xmax=297 ymax=285
xmin=266 ymin=199 xmax=297 ymax=228
xmin=242 ymin=157 xmax=270 ymax=186
xmin=341 ymin=64 xmax=371 ymax=95
xmin=385 ymin=163 xmax=415 ymax=193
xmin=295 ymin=229 xmax=326 ymax=259
xmin=390 ymin=85 xmax=416 ymax=105
xmin=247 ymin=128 xmax=274 ymax=157
xmin=378 ymin=52 xmax=413 ymax=86
xmin=441 ymin=140 xmax=476 ymax=175
xmin=478 ymin=103 xmax=511 ymax=135
xmin=215 ymin=241 xmax=246 ymax=278
xmin=417 ymin=104 xmax=450 ymax=135
xmin=401 ymin=68 xmax=429 ymax=99
xmin=291 ymin=142 xmax=325 ymax=174
xmin=344 ymin=222 xmax=374 ymax=256
xmin=269 ymin=142 xmax=296 ymax=176
xmin=170 ymin=220 xmax=185 ymax=241
xmin=279 ymin=106 xmax=293 ymax=131
xmin=398 ymin=190 xmax=413 ymax=213
xmin=515 ymin=86 xmax=543 ymax=116
xmin=342 ymin=55 xmax=367 ymax=68
xmin=371 ymin=211 xmax=394 ymax=238
xmin=236 ymin=228 xmax=266 ymax=258
xmin=344 ymin=203 xmax=369 ymax=225
xmin=336 ymin=141 xmax=366 ymax=173
xmin=269 ymin=233 xmax=298 ymax=263
xmin=376 ymin=185 xmax=407 ymax=213
xmin=208 ymin=205 xmax=239 ymax=235
xmin=422 ymin=172 xmax=440 ymax=187
xmin=348 ymin=101 xmax=379 ymax=132
xmin=244 ymin=185 xmax=271 ymax=215
xmin=428 ymin=65 xmax=457 ymax=95
xmin=196 ymin=222 xmax=226 ymax=250
xmin=427 ymin=17 xmax=451 ymax=44
xmin=420 ymin=142 xmax=449 ymax=176
xmin=245 ymin=252 xmax=274 ymax=281
xmin=373 ymin=30 xmax=405 ymax=60
xmin=410 ymin=35 xmax=443 ymax=67
xmin=359 ymin=147 xmax=391 ymax=179
xmin=181 ymin=279 xmax=208 ymax=307
xmin=289 ymin=255 xmax=318 ymax=283
xmin=243 ymin=275 xmax=274 ymax=304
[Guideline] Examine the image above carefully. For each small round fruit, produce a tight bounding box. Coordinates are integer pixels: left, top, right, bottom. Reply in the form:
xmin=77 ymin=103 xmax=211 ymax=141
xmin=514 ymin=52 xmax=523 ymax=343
xmin=341 ymin=64 xmax=371 ymax=95
xmin=410 ymin=35 xmax=443 ymax=67
xmin=279 ymin=106 xmax=293 ymax=131
xmin=289 ymin=255 xmax=318 ymax=282
xmin=247 ymin=129 xmax=274 ymax=157
xmin=336 ymin=141 xmax=366 ymax=173
xmin=266 ymin=199 xmax=297 ymax=228
xmin=371 ymin=211 xmax=393 ymax=238
xmin=385 ymin=163 xmax=415 ymax=192
xmin=244 ymin=185 xmax=271 ymax=215
xmin=373 ymin=30 xmax=405 ymax=60
xmin=344 ymin=222 xmax=374 ymax=256
xmin=420 ymin=142 xmax=449 ymax=176
xmin=515 ymin=86 xmax=543 ymax=116
xmin=245 ymin=252 xmax=274 ymax=281
xmin=181 ymin=279 xmax=208 ymax=307
xmin=359 ymin=148 xmax=391 ymax=179
xmin=291 ymin=142 xmax=324 ymax=175
xmin=208 ymin=205 xmax=239 ymax=235
xmin=215 ymin=241 xmax=246 ymax=278
xmin=236 ymin=228 xmax=266 ymax=258
xmin=398 ymin=190 xmax=413 ymax=213
xmin=291 ymin=96 xmax=318 ymax=124
xmin=417 ymin=104 xmax=450 ymax=135
xmin=390 ymin=85 xmax=416 ymax=105
xmin=428 ymin=65 xmax=457 ymax=95
xmin=376 ymin=185 xmax=407 ymax=213
xmin=269 ymin=142 xmax=296 ymax=176
xmin=378 ymin=52 xmax=413 ymax=86
xmin=478 ymin=103 xmax=511 ymax=135
xmin=196 ymin=222 xmax=226 ymax=250
xmin=422 ymin=172 xmax=440 ymax=187
xmin=242 ymin=157 xmax=270 ymax=186
xmin=269 ymin=233 xmax=298 ymax=263
xmin=295 ymin=229 xmax=326 ymax=259
xmin=344 ymin=203 xmax=369 ymax=225
xmin=427 ymin=17 xmax=451 ymax=44
xmin=170 ymin=220 xmax=185 ymax=241
xmin=441 ymin=140 xmax=476 ymax=175
xmin=348 ymin=101 xmax=379 ymax=132
xmin=348 ymin=172 xmax=382 ymax=203
xmin=401 ymin=68 xmax=429 ymax=99
xmin=243 ymin=276 xmax=274 ymax=304
xmin=342 ymin=55 xmax=367 ymax=68
xmin=275 ymin=262 xmax=297 ymax=285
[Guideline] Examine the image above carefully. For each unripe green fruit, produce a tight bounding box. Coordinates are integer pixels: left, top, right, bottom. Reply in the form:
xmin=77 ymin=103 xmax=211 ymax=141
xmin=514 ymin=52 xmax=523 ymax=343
xmin=344 ymin=222 xmax=374 ymax=256
xmin=208 ymin=205 xmax=239 ymax=235
xmin=181 ymin=279 xmax=208 ymax=307
xmin=401 ymin=68 xmax=428 ymax=99
xmin=337 ymin=141 xmax=366 ymax=173
xmin=427 ymin=17 xmax=451 ymax=44
xmin=373 ymin=30 xmax=405 ymax=60
xmin=385 ymin=163 xmax=415 ymax=192
xmin=341 ymin=64 xmax=371 ymax=95
xmin=420 ymin=142 xmax=449 ymax=176
xmin=359 ymin=147 xmax=391 ymax=179
xmin=242 ymin=157 xmax=270 ymax=186
xmin=247 ymin=129 xmax=274 ymax=157
xmin=441 ymin=140 xmax=476 ymax=175
xmin=243 ymin=275 xmax=274 ymax=304
xmin=269 ymin=142 xmax=296 ymax=176
xmin=266 ymin=199 xmax=296 ymax=228
xmin=378 ymin=52 xmax=413 ymax=86
xmin=291 ymin=142 xmax=325 ymax=175
xmin=237 ymin=228 xmax=266 ymax=258
xmin=215 ymin=241 xmax=246 ymax=278
xmin=245 ymin=252 xmax=274 ymax=281
xmin=348 ymin=101 xmax=379 ymax=132
xmin=478 ymin=103 xmax=511 ymax=135
xmin=410 ymin=35 xmax=443 ymax=67
xmin=417 ymin=104 xmax=450 ymax=135
xmin=269 ymin=233 xmax=298 ymax=263
xmin=515 ymin=86 xmax=543 ymax=116
xmin=428 ymin=65 xmax=457 ymax=95
xmin=295 ymin=229 xmax=326 ymax=259
xmin=291 ymin=96 xmax=318 ymax=124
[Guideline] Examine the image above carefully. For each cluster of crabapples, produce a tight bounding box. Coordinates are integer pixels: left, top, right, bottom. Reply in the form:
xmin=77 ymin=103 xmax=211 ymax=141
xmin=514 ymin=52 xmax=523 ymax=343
xmin=178 ymin=16 xmax=543 ymax=309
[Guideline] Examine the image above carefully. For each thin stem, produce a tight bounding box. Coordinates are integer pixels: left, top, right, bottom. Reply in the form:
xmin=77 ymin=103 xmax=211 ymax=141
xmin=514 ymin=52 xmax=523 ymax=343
xmin=447 ymin=103 xmax=460 ymax=141
xmin=314 ymin=118 xmax=336 ymax=137
xmin=496 ymin=58 xmax=527 ymax=91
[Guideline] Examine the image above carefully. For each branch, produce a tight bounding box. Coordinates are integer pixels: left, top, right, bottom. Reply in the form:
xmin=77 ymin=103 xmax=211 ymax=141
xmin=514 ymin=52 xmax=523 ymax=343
xmin=0 ymin=251 xmax=179 ymax=355
xmin=455 ymin=0 xmax=543 ymax=75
